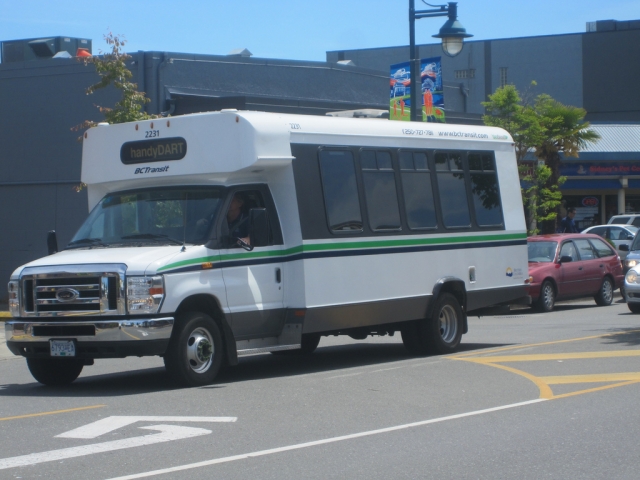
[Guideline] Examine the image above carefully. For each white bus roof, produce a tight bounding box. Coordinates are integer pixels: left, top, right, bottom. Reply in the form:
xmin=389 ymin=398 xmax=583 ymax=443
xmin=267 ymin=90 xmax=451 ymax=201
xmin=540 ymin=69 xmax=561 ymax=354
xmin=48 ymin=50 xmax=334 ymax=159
xmin=81 ymin=110 xmax=514 ymax=204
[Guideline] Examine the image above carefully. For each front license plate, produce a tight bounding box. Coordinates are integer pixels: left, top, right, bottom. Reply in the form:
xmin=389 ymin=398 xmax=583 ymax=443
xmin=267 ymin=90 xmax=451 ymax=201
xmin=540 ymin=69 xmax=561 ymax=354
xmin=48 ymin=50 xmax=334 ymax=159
xmin=50 ymin=339 xmax=76 ymax=357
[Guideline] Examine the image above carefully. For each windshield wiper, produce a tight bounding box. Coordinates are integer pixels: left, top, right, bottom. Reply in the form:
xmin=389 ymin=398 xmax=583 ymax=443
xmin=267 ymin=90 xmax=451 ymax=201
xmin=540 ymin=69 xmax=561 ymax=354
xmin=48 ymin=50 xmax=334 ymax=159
xmin=66 ymin=238 xmax=107 ymax=248
xmin=120 ymin=233 xmax=184 ymax=245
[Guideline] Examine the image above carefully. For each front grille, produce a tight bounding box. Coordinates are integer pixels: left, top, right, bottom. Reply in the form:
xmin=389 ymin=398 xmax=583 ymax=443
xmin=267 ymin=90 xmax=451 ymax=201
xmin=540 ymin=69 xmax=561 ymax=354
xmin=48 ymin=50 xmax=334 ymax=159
xmin=19 ymin=264 xmax=126 ymax=317
xmin=35 ymin=276 xmax=102 ymax=312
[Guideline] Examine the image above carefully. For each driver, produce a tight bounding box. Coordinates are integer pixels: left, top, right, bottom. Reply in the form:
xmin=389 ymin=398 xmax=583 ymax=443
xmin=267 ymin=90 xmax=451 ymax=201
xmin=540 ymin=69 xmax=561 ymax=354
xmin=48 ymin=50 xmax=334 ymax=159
xmin=227 ymin=193 xmax=250 ymax=246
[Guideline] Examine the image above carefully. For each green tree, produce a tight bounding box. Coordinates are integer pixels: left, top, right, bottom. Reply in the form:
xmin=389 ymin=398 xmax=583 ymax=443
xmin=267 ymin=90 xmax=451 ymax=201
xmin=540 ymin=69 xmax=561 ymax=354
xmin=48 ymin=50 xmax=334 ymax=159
xmin=482 ymin=84 xmax=555 ymax=234
xmin=482 ymin=83 xmax=545 ymax=163
xmin=520 ymin=164 xmax=564 ymax=235
xmin=533 ymin=94 xmax=600 ymax=191
xmin=483 ymin=84 xmax=599 ymax=234
xmin=75 ymin=32 xmax=155 ymax=130
xmin=73 ymin=32 xmax=157 ymax=191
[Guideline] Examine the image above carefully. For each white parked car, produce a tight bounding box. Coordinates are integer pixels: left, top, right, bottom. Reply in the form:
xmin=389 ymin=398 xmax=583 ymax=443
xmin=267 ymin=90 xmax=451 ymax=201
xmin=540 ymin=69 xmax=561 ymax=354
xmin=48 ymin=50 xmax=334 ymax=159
xmin=582 ymin=224 xmax=637 ymax=260
xmin=608 ymin=214 xmax=640 ymax=228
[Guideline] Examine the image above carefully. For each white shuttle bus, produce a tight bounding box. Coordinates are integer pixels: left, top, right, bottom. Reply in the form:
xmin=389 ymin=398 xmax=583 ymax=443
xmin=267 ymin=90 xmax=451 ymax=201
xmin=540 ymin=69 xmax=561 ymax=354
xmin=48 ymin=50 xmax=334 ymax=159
xmin=6 ymin=111 xmax=529 ymax=386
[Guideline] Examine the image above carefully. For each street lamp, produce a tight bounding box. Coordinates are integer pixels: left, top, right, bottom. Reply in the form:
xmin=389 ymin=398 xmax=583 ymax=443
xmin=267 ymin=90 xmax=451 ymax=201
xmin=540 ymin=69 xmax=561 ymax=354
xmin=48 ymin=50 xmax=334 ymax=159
xmin=409 ymin=1 xmax=472 ymax=122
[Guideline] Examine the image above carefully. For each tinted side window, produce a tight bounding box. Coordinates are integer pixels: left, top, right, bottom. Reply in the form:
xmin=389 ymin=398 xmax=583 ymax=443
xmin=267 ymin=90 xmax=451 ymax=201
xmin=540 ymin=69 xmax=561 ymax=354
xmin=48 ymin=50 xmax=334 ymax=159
xmin=588 ymin=226 xmax=606 ymax=237
xmin=435 ymin=152 xmax=470 ymax=228
xmin=610 ymin=217 xmax=629 ymax=225
xmin=574 ymin=238 xmax=596 ymax=260
xmin=589 ymin=237 xmax=615 ymax=257
xmin=360 ymin=150 xmax=401 ymax=231
xmin=399 ymin=151 xmax=437 ymax=230
xmin=468 ymin=153 xmax=503 ymax=227
xmin=633 ymin=218 xmax=640 ymax=227
xmin=318 ymin=150 xmax=363 ymax=233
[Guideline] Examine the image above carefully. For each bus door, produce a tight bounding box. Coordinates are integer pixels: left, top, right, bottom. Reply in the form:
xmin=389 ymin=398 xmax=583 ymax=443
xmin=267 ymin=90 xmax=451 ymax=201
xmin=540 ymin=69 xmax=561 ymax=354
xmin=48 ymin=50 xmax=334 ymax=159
xmin=219 ymin=189 xmax=285 ymax=339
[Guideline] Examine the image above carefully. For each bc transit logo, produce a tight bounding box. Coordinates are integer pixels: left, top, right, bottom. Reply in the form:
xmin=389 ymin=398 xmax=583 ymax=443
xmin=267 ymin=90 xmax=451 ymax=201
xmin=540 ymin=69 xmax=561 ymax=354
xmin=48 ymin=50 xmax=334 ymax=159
xmin=506 ymin=267 xmax=513 ymax=277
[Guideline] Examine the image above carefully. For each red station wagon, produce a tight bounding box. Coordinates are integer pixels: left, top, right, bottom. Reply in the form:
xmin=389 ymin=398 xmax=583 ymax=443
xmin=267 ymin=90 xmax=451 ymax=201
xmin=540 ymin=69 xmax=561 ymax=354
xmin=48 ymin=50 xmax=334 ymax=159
xmin=527 ymin=233 xmax=624 ymax=312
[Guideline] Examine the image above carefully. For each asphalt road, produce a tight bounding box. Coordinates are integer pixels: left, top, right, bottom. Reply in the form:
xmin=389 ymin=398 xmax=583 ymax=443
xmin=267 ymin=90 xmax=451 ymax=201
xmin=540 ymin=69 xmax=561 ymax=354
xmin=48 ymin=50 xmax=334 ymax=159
xmin=2 ymin=297 xmax=640 ymax=479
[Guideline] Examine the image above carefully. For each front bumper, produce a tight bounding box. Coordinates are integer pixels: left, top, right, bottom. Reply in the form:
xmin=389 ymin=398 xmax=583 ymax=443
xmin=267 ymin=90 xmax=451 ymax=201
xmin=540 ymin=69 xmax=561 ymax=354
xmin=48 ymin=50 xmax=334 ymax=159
xmin=624 ymin=282 xmax=640 ymax=304
xmin=5 ymin=317 xmax=174 ymax=359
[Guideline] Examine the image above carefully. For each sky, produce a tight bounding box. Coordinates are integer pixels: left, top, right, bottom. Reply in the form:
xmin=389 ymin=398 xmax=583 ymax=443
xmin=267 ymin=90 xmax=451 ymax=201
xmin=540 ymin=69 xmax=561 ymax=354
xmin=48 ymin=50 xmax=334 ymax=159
xmin=2 ymin=0 xmax=640 ymax=62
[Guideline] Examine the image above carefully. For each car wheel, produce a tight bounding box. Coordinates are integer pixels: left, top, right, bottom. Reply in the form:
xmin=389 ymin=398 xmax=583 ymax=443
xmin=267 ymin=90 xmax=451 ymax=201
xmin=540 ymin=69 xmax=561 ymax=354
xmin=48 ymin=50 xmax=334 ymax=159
xmin=595 ymin=277 xmax=614 ymax=306
xmin=164 ymin=312 xmax=224 ymax=387
xmin=27 ymin=358 xmax=84 ymax=386
xmin=628 ymin=302 xmax=640 ymax=314
xmin=534 ymin=280 xmax=555 ymax=312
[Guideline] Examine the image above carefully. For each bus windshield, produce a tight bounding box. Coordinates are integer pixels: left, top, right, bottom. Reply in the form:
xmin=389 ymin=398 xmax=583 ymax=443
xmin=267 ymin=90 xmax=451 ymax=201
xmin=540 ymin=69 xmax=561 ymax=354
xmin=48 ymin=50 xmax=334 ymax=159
xmin=67 ymin=187 xmax=223 ymax=248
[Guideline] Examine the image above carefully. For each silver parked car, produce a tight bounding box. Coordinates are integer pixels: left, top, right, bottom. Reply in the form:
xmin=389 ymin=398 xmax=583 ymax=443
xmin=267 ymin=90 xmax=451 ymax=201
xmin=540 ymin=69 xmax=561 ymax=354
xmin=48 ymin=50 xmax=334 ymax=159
xmin=624 ymin=266 xmax=640 ymax=313
xmin=582 ymin=224 xmax=637 ymax=260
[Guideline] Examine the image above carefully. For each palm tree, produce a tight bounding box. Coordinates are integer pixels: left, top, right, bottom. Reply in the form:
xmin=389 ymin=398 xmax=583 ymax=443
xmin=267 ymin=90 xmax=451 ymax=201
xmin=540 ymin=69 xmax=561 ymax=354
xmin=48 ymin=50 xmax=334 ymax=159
xmin=534 ymin=95 xmax=600 ymax=188
xmin=533 ymin=95 xmax=600 ymax=233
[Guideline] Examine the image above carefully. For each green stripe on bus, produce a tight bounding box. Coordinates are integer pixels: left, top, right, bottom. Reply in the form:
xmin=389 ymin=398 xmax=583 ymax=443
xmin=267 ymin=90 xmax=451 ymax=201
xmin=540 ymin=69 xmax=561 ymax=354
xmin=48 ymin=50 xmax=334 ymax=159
xmin=157 ymin=232 xmax=526 ymax=272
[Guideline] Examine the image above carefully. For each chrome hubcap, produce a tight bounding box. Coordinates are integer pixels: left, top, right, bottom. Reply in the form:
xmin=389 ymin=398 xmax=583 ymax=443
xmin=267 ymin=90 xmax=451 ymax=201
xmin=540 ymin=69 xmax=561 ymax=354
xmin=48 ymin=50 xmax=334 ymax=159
xmin=602 ymin=280 xmax=613 ymax=303
xmin=438 ymin=305 xmax=458 ymax=344
xmin=186 ymin=327 xmax=214 ymax=373
xmin=543 ymin=284 xmax=554 ymax=308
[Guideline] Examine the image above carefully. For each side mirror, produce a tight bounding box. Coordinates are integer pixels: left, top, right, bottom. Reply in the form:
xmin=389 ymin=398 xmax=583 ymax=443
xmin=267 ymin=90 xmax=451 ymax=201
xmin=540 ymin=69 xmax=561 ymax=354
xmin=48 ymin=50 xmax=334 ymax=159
xmin=619 ymin=244 xmax=630 ymax=252
xmin=559 ymin=255 xmax=573 ymax=263
xmin=249 ymin=208 xmax=269 ymax=248
xmin=47 ymin=230 xmax=58 ymax=255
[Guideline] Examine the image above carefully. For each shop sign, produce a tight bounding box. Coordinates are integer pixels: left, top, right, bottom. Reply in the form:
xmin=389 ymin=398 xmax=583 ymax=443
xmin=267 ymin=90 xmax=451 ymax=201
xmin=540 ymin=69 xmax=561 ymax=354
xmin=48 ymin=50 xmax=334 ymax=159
xmin=582 ymin=196 xmax=599 ymax=207
xmin=561 ymin=163 xmax=640 ymax=176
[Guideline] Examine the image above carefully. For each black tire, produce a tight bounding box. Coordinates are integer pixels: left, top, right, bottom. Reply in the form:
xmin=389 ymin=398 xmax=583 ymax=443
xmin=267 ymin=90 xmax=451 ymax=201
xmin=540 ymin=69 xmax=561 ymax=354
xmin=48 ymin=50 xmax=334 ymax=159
xmin=401 ymin=321 xmax=424 ymax=355
xmin=620 ymin=285 xmax=627 ymax=302
xmin=402 ymin=293 xmax=463 ymax=356
xmin=628 ymin=302 xmax=640 ymax=313
xmin=300 ymin=334 xmax=321 ymax=354
xmin=271 ymin=334 xmax=321 ymax=355
xmin=164 ymin=312 xmax=224 ymax=387
xmin=423 ymin=293 xmax=463 ymax=355
xmin=595 ymin=277 xmax=614 ymax=306
xmin=26 ymin=358 xmax=83 ymax=386
xmin=534 ymin=280 xmax=555 ymax=312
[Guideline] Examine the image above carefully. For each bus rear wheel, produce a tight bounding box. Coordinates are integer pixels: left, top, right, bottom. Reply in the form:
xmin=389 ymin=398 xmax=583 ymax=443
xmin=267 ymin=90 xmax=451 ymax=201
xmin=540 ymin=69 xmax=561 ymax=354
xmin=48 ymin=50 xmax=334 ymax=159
xmin=402 ymin=293 xmax=463 ymax=355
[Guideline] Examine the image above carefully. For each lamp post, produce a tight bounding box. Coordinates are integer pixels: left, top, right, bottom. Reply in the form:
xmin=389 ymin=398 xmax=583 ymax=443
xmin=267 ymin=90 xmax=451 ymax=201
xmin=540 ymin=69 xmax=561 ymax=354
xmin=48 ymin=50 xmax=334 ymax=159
xmin=409 ymin=1 xmax=472 ymax=122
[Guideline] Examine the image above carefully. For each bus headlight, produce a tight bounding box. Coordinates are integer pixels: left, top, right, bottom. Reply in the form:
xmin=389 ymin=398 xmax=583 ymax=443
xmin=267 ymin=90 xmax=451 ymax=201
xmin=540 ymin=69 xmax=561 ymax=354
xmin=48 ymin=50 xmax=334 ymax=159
xmin=8 ymin=280 xmax=19 ymax=317
xmin=626 ymin=270 xmax=639 ymax=284
xmin=126 ymin=276 xmax=164 ymax=314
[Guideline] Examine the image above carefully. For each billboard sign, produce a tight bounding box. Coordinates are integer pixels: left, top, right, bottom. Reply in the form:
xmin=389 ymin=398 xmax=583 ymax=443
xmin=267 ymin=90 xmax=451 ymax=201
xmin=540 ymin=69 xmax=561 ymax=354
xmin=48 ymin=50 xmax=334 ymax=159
xmin=390 ymin=57 xmax=445 ymax=122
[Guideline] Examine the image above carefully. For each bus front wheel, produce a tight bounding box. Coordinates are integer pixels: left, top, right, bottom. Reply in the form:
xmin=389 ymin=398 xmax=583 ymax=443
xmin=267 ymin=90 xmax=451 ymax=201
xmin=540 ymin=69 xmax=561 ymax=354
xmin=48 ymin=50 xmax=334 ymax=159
xmin=164 ymin=312 xmax=224 ymax=387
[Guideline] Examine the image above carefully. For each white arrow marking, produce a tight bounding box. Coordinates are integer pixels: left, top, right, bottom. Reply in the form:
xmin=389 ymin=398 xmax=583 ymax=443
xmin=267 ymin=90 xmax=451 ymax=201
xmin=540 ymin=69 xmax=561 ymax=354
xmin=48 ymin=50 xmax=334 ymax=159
xmin=57 ymin=416 xmax=237 ymax=439
xmin=0 ymin=425 xmax=211 ymax=471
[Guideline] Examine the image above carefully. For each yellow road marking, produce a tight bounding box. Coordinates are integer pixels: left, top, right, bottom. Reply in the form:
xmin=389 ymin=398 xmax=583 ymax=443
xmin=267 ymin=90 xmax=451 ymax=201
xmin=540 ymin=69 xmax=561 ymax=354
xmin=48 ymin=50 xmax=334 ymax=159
xmin=472 ymin=360 xmax=554 ymax=399
xmin=468 ymin=350 xmax=640 ymax=363
xmin=0 ymin=405 xmax=106 ymax=422
xmin=551 ymin=380 xmax=640 ymax=400
xmin=453 ymin=329 xmax=640 ymax=359
xmin=540 ymin=372 xmax=640 ymax=384
xmin=452 ymin=331 xmax=640 ymax=400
